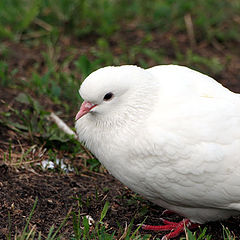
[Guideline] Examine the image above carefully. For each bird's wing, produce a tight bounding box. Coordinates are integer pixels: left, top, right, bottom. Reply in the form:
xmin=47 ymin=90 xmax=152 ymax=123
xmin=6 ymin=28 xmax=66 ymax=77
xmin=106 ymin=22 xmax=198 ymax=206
xmin=130 ymin=67 xmax=240 ymax=211
xmin=147 ymin=65 xmax=235 ymax=100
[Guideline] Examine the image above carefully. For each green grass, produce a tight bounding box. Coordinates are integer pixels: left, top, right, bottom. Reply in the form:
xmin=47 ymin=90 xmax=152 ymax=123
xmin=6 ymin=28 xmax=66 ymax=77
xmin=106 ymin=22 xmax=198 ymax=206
xmin=12 ymin=197 xmax=70 ymax=240
xmin=11 ymin=197 xmax=152 ymax=240
xmin=0 ymin=60 xmax=17 ymax=86
xmin=0 ymin=0 xmax=239 ymax=41
xmin=9 ymin=198 xmax=236 ymax=240
xmin=2 ymin=0 xmax=239 ymax=103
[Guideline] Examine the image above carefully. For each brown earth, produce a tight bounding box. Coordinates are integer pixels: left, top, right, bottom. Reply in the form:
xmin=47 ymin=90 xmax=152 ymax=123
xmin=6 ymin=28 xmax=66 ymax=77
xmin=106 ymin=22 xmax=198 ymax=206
xmin=0 ymin=160 xmax=240 ymax=239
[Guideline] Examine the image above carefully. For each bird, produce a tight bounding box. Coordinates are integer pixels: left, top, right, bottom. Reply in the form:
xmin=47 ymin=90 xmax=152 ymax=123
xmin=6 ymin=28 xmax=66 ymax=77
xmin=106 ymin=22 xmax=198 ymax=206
xmin=75 ymin=65 xmax=240 ymax=239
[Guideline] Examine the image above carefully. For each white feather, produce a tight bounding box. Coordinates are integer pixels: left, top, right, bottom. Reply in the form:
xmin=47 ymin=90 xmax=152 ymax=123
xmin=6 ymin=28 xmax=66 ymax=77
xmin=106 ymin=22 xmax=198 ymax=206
xmin=75 ymin=65 xmax=240 ymax=224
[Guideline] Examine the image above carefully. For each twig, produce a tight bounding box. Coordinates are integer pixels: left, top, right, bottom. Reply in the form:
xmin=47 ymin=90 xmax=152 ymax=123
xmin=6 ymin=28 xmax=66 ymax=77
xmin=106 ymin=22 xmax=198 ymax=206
xmin=49 ymin=112 xmax=77 ymax=139
xmin=34 ymin=18 xmax=53 ymax=32
xmin=184 ymin=220 xmax=189 ymax=240
xmin=80 ymin=144 xmax=94 ymax=159
xmin=49 ymin=112 xmax=95 ymax=159
xmin=184 ymin=14 xmax=196 ymax=49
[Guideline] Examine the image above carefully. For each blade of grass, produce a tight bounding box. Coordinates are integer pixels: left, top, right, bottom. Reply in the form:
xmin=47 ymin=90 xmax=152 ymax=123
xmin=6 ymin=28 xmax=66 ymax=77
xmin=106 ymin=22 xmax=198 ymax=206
xmin=20 ymin=197 xmax=38 ymax=240
xmin=47 ymin=209 xmax=71 ymax=240
xmin=99 ymin=201 xmax=110 ymax=223
xmin=130 ymin=217 xmax=148 ymax=239
xmin=46 ymin=225 xmax=55 ymax=240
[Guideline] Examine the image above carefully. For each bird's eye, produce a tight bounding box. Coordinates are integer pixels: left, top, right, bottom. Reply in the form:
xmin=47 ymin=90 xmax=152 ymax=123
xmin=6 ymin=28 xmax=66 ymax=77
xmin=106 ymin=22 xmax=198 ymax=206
xmin=103 ymin=92 xmax=114 ymax=101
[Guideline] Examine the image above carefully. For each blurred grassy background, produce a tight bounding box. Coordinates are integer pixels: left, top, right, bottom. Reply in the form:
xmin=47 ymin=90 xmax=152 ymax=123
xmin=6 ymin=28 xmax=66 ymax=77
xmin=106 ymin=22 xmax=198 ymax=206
xmin=0 ymin=0 xmax=240 ymax=110
xmin=1 ymin=0 xmax=239 ymax=41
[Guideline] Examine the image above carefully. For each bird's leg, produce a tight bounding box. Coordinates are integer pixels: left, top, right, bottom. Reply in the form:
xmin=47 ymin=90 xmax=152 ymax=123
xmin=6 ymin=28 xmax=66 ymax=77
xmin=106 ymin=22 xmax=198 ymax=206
xmin=142 ymin=218 xmax=199 ymax=240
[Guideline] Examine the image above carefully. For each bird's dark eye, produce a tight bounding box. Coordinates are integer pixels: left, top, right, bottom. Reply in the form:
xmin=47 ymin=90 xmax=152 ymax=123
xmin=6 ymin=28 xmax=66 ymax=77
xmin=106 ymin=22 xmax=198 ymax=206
xmin=103 ymin=92 xmax=114 ymax=101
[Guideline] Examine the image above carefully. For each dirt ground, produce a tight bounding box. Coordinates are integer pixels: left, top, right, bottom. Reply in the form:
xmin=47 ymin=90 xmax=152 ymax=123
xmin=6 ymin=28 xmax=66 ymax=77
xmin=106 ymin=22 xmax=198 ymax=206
xmin=1 ymin=31 xmax=240 ymax=239
xmin=1 ymin=162 xmax=240 ymax=240
xmin=1 ymin=159 xmax=240 ymax=239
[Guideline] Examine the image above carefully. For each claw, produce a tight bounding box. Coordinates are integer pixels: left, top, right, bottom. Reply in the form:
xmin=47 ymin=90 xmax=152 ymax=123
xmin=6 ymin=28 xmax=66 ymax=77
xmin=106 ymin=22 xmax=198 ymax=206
xmin=141 ymin=218 xmax=199 ymax=239
xmin=160 ymin=218 xmax=178 ymax=227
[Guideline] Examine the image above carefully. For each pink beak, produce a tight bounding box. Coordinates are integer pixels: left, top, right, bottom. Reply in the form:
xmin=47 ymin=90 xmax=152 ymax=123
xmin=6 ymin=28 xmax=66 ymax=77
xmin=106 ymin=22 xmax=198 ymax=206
xmin=75 ymin=101 xmax=97 ymax=120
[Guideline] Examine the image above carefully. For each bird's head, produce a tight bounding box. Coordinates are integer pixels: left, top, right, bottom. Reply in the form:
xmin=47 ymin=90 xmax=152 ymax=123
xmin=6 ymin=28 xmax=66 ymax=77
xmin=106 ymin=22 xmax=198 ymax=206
xmin=75 ymin=65 xmax=155 ymax=122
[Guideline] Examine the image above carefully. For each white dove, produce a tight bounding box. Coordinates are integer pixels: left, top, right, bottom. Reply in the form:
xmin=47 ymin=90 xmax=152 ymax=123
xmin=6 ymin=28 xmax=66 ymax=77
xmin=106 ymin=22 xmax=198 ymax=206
xmin=75 ymin=65 xmax=240 ymax=239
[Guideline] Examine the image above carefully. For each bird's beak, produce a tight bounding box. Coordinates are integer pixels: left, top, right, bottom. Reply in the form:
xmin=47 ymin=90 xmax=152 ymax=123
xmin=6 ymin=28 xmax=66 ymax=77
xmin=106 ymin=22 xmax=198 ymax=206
xmin=75 ymin=101 xmax=97 ymax=120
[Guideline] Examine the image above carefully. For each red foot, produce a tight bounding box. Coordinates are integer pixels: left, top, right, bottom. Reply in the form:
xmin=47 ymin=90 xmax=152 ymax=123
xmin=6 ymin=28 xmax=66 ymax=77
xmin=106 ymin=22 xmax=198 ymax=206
xmin=142 ymin=218 xmax=199 ymax=239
